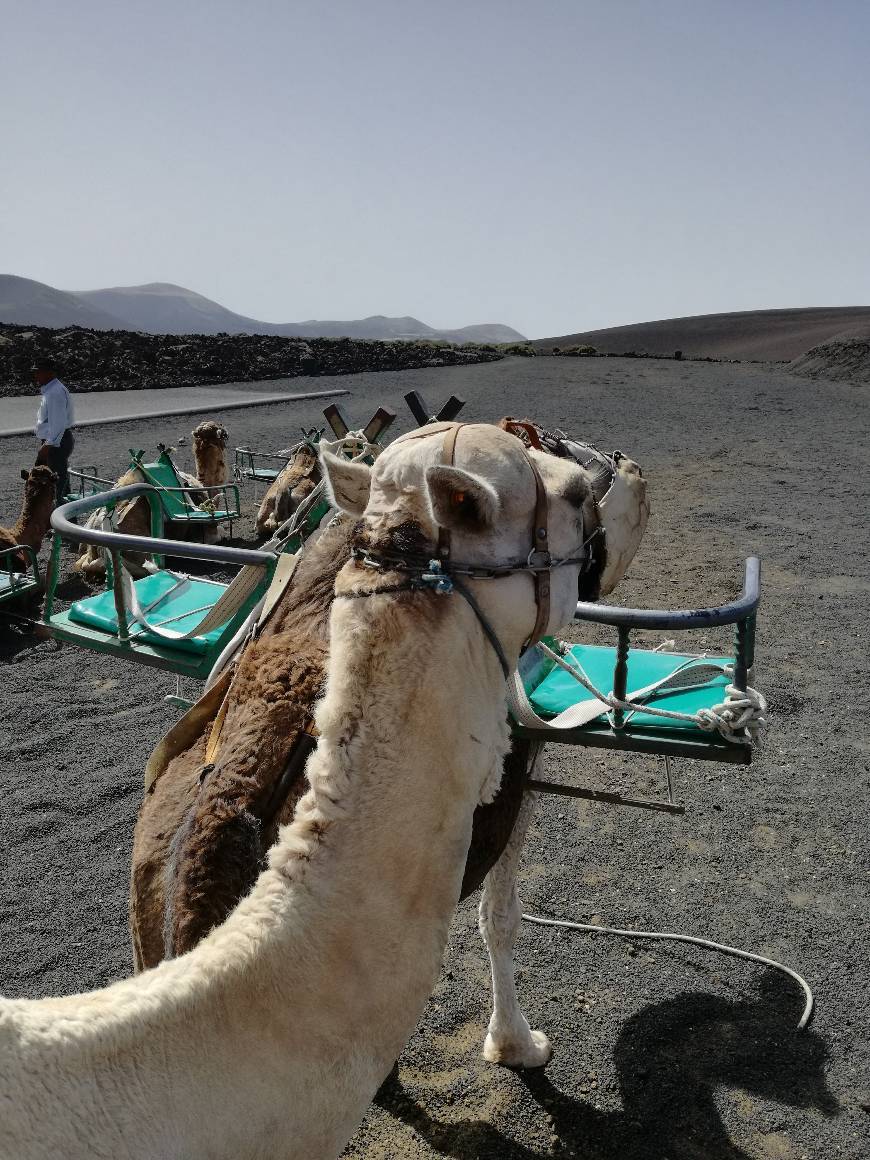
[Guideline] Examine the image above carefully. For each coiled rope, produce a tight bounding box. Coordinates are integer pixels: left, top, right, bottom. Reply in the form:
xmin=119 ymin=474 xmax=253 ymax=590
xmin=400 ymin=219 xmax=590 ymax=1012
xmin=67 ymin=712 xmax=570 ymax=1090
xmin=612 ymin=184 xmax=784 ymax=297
xmin=521 ymin=911 xmax=814 ymax=1030
xmin=536 ymin=639 xmax=768 ymax=745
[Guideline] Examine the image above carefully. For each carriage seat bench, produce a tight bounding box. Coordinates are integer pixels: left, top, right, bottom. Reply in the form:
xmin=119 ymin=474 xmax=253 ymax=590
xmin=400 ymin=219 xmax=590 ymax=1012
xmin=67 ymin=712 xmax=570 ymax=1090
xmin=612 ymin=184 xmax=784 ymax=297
xmin=510 ymin=558 xmax=763 ymax=813
xmin=66 ymin=571 xmax=231 ymax=656
xmin=130 ymin=450 xmax=241 ymax=524
xmin=233 ymin=447 xmax=294 ymax=486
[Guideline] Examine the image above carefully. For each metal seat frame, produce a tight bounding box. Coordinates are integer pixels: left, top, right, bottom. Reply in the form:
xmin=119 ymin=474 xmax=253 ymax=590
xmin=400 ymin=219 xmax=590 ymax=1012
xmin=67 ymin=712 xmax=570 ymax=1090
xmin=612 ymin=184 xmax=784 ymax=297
xmin=514 ymin=558 xmax=761 ymax=813
xmin=0 ymin=544 xmax=41 ymax=607
xmin=44 ymin=485 xmax=276 ymax=680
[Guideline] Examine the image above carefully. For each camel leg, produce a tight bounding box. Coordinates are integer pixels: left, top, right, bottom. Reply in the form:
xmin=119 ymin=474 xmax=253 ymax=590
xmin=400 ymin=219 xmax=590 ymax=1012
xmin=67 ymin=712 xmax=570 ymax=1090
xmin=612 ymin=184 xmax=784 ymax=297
xmin=478 ymin=788 xmax=552 ymax=1068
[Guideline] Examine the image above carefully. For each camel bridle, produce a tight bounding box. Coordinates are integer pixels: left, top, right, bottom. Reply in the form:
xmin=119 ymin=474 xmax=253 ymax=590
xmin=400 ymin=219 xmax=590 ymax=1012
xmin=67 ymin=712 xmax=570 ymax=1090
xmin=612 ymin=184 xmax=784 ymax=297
xmin=344 ymin=422 xmax=599 ymax=679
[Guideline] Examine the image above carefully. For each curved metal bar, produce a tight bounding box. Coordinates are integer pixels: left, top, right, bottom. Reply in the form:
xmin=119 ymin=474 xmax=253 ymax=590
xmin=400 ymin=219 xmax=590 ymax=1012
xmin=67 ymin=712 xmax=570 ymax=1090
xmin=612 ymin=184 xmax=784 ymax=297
xmin=50 ymin=485 xmax=276 ymax=567
xmin=574 ymin=557 xmax=760 ymax=630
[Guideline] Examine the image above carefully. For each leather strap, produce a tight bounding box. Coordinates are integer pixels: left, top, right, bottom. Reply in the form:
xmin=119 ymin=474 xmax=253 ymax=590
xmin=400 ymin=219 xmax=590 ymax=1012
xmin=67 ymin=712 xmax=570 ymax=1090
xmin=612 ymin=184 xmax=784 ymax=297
xmin=526 ymin=456 xmax=551 ymax=646
xmin=437 ymin=422 xmax=464 ymax=561
xmin=437 ymin=421 xmax=551 ymax=647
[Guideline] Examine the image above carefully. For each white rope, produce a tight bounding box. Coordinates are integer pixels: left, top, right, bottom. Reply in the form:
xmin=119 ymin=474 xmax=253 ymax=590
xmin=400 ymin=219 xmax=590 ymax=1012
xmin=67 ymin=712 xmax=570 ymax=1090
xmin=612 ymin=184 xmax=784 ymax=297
xmin=535 ymin=640 xmax=767 ymax=745
xmin=521 ymin=911 xmax=814 ymax=1030
xmin=340 ymin=429 xmax=383 ymax=461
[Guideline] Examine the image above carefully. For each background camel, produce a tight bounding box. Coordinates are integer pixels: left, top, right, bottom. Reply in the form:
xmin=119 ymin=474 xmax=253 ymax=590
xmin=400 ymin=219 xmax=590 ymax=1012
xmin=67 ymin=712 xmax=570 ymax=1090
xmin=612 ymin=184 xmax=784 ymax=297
xmin=255 ymin=436 xmax=321 ymax=536
xmin=0 ymin=421 xmax=594 ymax=1160
xmin=0 ymin=465 xmax=57 ymax=571
xmin=130 ymin=424 xmax=647 ymax=1070
xmin=74 ymin=419 xmax=229 ymax=577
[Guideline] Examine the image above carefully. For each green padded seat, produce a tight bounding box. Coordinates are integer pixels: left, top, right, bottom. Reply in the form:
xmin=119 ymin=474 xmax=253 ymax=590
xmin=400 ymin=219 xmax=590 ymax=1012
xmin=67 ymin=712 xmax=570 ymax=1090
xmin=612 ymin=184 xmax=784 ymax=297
xmin=241 ymin=466 xmax=281 ymax=483
xmin=67 ymin=571 xmax=229 ymax=655
xmin=526 ymin=643 xmax=731 ymax=731
xmin=135 ymin=454 xmax=235 ymax=521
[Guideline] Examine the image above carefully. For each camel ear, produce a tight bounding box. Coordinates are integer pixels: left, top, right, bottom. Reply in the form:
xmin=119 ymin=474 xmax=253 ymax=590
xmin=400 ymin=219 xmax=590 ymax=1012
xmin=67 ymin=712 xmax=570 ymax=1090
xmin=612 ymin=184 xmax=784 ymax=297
xmin=426 ymin=465 xmax=501 ymax=533
xmin=320 ymin=450 xmax=372 ymax=516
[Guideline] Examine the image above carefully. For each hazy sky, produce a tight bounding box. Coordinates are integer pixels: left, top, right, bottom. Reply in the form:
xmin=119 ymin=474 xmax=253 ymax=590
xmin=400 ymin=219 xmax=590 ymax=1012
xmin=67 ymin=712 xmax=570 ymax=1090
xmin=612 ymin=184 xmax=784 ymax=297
xmin=2 ymin=0 xmax=868 ymax=337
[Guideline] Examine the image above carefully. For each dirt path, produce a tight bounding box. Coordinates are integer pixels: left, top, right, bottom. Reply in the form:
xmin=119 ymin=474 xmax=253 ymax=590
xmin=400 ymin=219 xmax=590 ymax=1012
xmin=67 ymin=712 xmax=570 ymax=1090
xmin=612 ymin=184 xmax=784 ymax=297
xmin=0 ymin=357 xmax=867 ymax=1159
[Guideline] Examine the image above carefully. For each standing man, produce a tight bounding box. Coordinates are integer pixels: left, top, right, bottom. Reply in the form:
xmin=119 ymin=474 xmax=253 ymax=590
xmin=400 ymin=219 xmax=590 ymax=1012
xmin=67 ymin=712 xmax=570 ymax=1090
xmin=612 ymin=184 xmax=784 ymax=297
xmin=33 ymin=359 xmax=75 ymax=505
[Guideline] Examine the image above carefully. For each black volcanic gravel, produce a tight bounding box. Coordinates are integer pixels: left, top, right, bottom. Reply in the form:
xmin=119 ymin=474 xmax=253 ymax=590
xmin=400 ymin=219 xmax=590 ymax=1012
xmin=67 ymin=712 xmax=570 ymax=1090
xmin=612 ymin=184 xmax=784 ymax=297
xmin=0 ymin=357 xmax=867 ymax=1159
xmin=0 ymin=322 xmax=501 ymax=396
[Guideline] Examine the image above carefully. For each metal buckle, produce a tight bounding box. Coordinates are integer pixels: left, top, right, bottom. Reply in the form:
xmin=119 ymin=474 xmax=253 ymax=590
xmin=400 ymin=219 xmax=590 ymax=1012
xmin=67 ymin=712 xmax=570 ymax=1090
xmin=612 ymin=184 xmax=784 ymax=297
xmin=421 ymin=559 xmax=454 ymax=595
xmin=526 ymin=549 xmax=552 ymax=571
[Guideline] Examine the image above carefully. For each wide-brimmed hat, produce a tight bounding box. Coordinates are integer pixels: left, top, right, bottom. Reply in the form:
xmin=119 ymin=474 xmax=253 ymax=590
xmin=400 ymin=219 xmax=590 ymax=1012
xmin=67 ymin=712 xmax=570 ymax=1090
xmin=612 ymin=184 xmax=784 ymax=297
xmin=32 ymin=358 xmax=61 ymax=376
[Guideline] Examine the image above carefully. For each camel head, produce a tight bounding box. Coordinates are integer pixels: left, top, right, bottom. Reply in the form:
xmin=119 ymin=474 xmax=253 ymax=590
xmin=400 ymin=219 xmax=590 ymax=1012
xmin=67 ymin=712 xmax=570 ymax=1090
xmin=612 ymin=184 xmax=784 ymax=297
xmin=255 ymin=432 xmax=322 ymax=536
xmin=191 ymin=421 xmax=229 ymax=488
xmin=7 ymin=464 xmax=58 ymax=554
xmin=322 ymin=421 xmax=601 ymax=662
xmin=20 ymin=464 xmax=57 ymax=520
xmin=596 ymin=449 xmax=650 ymax=595
xmin=497 ymin=418 xmax=648 ymax=598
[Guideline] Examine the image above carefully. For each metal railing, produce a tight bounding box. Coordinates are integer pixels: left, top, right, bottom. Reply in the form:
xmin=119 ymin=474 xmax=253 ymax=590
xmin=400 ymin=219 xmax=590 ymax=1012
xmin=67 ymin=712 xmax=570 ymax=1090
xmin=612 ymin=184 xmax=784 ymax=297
xmin=233 ymin=447 xmax=295 ymax=480
xmin=0 ymin=544 xmax=41 ymax=598
xmin=66 ymin=467 xmax=115 ymax=500
xmin=50 ymin=484 xmax=274 ymax=566
xmin=572 ymin=557 xmax=760 ymax=719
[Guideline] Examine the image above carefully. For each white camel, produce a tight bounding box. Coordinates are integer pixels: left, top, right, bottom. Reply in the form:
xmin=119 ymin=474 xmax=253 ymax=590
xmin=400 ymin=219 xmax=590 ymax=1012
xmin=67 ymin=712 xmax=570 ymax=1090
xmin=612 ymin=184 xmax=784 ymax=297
xmin=0 ymin=422 xmax=595 ymax=1160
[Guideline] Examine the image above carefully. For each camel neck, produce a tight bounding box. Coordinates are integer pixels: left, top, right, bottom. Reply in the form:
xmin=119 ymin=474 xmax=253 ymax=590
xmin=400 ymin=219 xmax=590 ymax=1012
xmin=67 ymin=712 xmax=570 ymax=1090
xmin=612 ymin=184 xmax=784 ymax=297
xmin=0 ymin=578 xmax=515 ymax=1160
xmin=260 ymin=580 xmax=510 ymax=968
xmin=13 ymin=496 xmax=50 ymax=551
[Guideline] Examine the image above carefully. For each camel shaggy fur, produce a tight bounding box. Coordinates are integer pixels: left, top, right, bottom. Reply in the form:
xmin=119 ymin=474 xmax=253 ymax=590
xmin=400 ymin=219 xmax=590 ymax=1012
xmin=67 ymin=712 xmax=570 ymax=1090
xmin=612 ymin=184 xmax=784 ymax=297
xmin=130 ymin=517 xmax=546 ymax=970
xmin=74 ymin=420 xmax=229 ymax=578
xmin=0 ymin=465 xmax=57 ymax=570
xmin=255 ymin=439 xmax=321 ymax=537
xmin=0 ymin=422 xmax=595 ymax=1160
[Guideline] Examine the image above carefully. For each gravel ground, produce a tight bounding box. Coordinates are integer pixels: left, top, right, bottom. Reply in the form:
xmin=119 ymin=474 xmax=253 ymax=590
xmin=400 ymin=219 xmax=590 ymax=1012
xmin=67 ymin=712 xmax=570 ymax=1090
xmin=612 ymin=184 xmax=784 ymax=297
xmin=1 ymin=357 xmax=867 ymax=1159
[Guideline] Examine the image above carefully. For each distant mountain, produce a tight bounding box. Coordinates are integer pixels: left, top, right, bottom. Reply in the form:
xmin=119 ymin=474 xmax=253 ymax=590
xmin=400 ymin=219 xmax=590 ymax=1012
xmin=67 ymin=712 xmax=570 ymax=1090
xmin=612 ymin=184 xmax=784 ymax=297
xmin=0 ymin=274 xmax=127 ymax=331
xmin=534 ymin=307 xmax=870 ymax=361
xmin=75 ymin=282 xmax=269 ymax=336
xmin=0 ymin=275 xmax=524 ymax=344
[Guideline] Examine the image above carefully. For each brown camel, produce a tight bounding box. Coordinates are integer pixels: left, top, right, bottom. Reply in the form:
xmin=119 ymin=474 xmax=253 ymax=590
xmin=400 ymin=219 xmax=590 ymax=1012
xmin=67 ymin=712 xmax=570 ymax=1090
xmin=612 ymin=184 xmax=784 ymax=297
xmin=74 ymin=420 xmax=229 ymax=578
xmin=0 ymin=465 xmax=57 ymax=571
xmin=255 ymin=437 xmax=321 ymax=538
xmin=130 ymin=429 xmax=613 ymax=970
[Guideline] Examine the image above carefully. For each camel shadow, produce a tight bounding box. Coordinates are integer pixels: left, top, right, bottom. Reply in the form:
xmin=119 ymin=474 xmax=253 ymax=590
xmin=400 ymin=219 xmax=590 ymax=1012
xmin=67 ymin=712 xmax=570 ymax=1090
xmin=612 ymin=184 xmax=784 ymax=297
xmin=374 ymin=982 xmax=837 ymax=1159
xmin=0 ymin=598 xmax=59 ymax=662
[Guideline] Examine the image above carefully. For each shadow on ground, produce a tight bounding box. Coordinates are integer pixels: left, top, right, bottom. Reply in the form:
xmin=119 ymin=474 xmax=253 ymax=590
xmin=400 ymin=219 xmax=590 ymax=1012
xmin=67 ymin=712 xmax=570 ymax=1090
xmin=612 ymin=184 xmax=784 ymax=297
xmin=376 ymin=985 xmax=837 ymax=1159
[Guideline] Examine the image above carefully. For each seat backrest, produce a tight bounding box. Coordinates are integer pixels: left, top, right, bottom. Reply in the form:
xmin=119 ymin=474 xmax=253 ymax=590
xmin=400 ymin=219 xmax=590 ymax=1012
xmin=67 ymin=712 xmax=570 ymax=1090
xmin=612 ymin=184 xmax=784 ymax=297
xmin=130 ymin=450 xmax=194 ymax=519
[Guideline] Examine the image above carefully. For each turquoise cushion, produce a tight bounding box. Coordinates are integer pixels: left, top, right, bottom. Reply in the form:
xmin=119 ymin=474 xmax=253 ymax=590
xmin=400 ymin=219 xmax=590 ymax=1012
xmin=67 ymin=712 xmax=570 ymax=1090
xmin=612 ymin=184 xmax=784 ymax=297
xmin=243 ymin=467 xmax=281 ymax=482
xmin=166 ymin=508 xmax=233 ymax=521
xmin=527 ymin=644 xmax=731 ymax=731
xmin=68 ymin=571 xmax=228 ymax=655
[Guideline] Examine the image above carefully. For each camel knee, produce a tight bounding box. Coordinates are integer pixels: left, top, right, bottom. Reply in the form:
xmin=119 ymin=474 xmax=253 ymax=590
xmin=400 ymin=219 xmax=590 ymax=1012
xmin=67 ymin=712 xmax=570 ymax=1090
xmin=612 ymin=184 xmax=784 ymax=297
xmin=479 ymin=877 xmax=522 ymax=950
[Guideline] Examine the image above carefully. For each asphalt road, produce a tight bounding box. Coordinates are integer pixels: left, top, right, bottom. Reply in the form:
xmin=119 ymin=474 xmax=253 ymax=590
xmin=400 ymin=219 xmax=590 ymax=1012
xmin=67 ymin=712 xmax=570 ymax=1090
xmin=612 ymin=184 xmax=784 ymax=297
xmin=0 ymin=357 xmax=867 ymax=1159
xmin=0 ymin=379 xmax=349 ymax=436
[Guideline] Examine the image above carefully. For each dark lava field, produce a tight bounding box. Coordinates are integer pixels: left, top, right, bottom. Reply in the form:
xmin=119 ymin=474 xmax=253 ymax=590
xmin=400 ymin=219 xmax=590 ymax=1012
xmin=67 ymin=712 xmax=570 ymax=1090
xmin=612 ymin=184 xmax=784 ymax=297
xmin=0 ymin=356 xmax=867 ymax=1159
